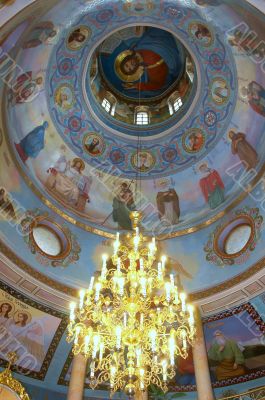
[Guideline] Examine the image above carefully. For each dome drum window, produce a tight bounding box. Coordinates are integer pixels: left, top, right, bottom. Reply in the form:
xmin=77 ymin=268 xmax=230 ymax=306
xmin=135 ymin=106 xmax=150 ymax=125
xmin=168 ymin=91 xmax=183 ymax=115
xmin=213 ymin=215 xmax=255 ymax=259
xmin=101 ymin=91 xmax=117 ymax=116
xmin=30 ymin=217 xmax=71 ymax=260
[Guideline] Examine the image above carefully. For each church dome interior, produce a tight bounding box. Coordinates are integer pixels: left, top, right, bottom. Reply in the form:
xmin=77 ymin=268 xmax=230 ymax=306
xmin=0 ymin=0 xmax=265 ymax=399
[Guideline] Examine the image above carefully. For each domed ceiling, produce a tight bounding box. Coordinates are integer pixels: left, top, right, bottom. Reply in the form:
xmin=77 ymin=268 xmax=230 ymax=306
xmin=4 ymin=0 xmax=265 ymax=239
xmin=1 ymin=0 xmax=265 ymax=398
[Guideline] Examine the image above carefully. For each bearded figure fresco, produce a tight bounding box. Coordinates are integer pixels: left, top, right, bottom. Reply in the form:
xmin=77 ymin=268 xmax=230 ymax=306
xmin=208 ymin=330 xmax=246 ymax=381
xmin=46 ymin=156 xmax=92 ymax=212
xmin=100 ymin=26 xmax=184 ymax=99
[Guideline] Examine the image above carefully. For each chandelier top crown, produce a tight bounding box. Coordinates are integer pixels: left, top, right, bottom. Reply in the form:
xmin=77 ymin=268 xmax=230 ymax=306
xmin=129 ymin=211 xmax=143 ymax=229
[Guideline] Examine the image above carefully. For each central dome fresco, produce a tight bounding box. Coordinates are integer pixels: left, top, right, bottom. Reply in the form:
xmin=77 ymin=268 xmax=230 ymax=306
xmin=4 ymin=0 xmax=265 ymax=238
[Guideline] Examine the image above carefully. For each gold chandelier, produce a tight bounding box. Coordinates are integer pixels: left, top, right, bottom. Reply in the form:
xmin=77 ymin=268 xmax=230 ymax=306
xmin=67 ymin=211 xmax=196 ymax=397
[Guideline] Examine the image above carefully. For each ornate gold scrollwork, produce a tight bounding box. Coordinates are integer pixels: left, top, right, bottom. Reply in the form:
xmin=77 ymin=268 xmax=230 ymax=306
xmin=0 ymin=352 xmax=30 ymax=400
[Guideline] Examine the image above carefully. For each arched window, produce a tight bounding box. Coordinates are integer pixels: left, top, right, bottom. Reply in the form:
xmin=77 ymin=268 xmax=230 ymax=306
xmin=135 ymin=106 xmax=150 ymax=125
xmin=102 ymin=92 xmax=117 ymax=116
xmin=168 ymin=92 xmax=183 ymax=115
xmin=102 ymin=98 xmax=111 ymax=113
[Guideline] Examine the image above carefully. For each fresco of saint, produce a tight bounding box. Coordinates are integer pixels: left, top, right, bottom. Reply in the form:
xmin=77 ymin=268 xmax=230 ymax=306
xmin=46 ymin=156 xmax=92 ymax=211
xmin=208 ymin=330 xmax=246 ymax=381
xmin=198 ymin=163 xmax=225 ymax=209
xmin=0 ymin=302 xmax=13 ymax=327
xmin=112 ymin=182 xmax=136 ymax=230
xmin=156 ymin=187 xmax=180 ymax=225
xmin=6 ymin=312 xmax=45 ymax=366
xmin=241 ymin=81 xmax=265 ymax=117
xmin=229 ymin=130 xmax=258 ymax=171
xmin=15 ymin=121 xmax=49 ymax=163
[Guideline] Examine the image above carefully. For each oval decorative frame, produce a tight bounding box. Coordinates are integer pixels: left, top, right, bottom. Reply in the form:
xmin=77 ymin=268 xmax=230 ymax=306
xmin=29 ymin=216 xmax=71 ymax=260
xmin=204 ymin=207 xmax=264 ymax=267
xmin=54 ymin=83 xmax=75 ymax=112
xmin=210 ymin=77 xmax=230 ymax=106
xmin=66 ymin=25 xmax=91 ymax=51
xmin=213 ymin=215 xmax=255 ymax=259
xmin=182 ymin=128 xmax=205 ymax=154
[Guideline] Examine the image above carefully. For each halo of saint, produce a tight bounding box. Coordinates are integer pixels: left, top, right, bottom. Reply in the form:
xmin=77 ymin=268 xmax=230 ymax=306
xmin=114 ymin=50 xmax=144 ymax=83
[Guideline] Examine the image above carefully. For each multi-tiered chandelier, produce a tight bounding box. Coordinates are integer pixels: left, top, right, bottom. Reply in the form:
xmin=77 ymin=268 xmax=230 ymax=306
xmin=67 ymin=211 xmax=196 ymax=397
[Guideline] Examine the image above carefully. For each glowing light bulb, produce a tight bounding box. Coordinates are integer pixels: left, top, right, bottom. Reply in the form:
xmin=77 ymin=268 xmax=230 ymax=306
xmin=161 ymin=255 xmax=166 ymax=270
xmin=170 ymin=274 xmax=175 ymax=289
xmin=84 ymin=334 xmax=90 ymax=354
xmin=117 ymin=258 xmax=121 ymax=273
xmin=165 ymin=282 xmax=171 ymax=302
xmin=118 ymin=277 xmax=124 ymax=296
xmin=136 ymin=347 xmax=142 ymax=367
xmin=95 ymin=282 xmax=101 ymax=302
xmin=99 ymin=342 xmax=104 ymax=362
xmin=162 ymin=359 xmax=168 ymax=382
xmin=139 ymin=368 xmax=145 ymax=389
xmin=79 ymin=289 xmax=85 ymax=309
xmin=157 ymin=262 xmax=162 ymax=279
xmin=88 ymin=276 xmax=94 ymax=291
xmin=101 ymin=254 xmax=108 ymax=279
xmin=140 ymin=277 xmax=147 ymax=297
xmin=110 ymin=366 xmax=116 ymax=388
xmin=69 ymin=302 xmax=76 ymax=321
xmin=181 ymin=329 xmax=187 ymax=350
xmin=74 ymin=326 xmax=80 ymax=345
xmin=92 ymin=335 xmax=100 ymax=358
xmin=123 ymin=312 xmax=127 ymax=327
xmin=180 ymin=292 xmax=187 ymax=312
xmin=188 ymin=304 xmax=194 ymax=327
xmin=149 ymin=329 xmax=157 ymax=352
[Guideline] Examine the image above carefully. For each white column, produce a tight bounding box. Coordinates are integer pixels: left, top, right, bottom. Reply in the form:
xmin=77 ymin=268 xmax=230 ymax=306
xmin=67 ymin=354 xmax=87 ymax=400
xmin=192 ymin=308 xmax=215 ymax=400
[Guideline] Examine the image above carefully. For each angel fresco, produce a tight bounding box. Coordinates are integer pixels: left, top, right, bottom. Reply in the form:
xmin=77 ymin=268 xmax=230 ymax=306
xmin=100 ymin=27 xmax=184 ymax=99
xmin=46 ymin=156 xmax=92 ymax=212
xmin=241 ymin=81 xmax=265 ymax=117
xmin=22 ymin=21 xmax=57 ymax=49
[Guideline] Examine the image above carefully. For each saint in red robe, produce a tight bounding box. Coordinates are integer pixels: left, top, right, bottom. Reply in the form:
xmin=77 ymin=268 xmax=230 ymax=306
xmin=133 ymin=50 xmax=168 ymax=91
xmin=199 ymin=169 xmax=225 ymax=209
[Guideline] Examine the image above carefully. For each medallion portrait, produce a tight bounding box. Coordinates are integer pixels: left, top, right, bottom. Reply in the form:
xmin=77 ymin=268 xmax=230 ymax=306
xmin=66 ymin=26 xmax=91 ymax=51
xmin=83 ymin=133 xmax=106 ymax=157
